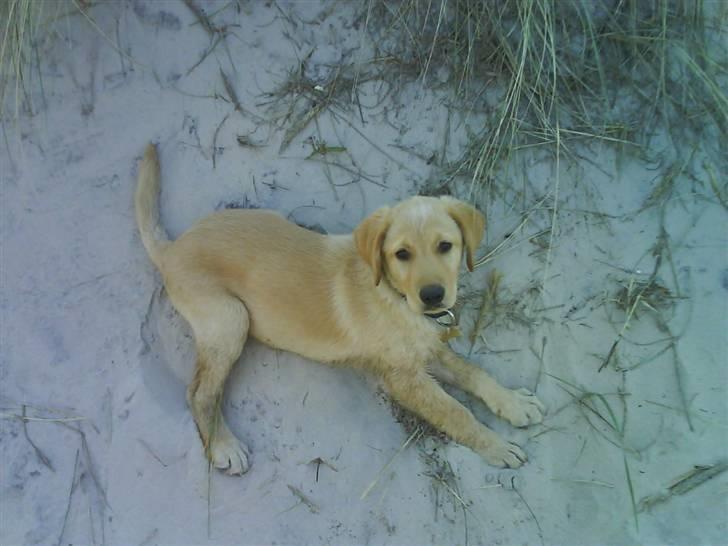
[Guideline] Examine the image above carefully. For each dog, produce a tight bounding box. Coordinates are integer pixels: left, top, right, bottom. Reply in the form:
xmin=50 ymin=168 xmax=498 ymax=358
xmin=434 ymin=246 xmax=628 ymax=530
xmin=135 ymin=143 xmax=545 ymax=475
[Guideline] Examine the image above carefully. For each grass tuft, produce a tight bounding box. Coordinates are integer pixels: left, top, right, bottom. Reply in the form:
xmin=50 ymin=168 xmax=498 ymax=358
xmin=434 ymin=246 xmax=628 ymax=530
xmin=0 ymin=0 xmax=69 ymax=119
xmin=365 ymin=0 xmax=727 ymax=196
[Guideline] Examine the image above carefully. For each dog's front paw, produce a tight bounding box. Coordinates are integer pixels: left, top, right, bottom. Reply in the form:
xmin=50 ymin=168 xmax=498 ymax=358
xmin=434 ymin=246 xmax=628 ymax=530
xmin=478 ymin=438 xmax=527 ymax=468
xmin=210 ymin=432 xmax=250 ymax=476
xmin=492 ymin=388 xmax=545 ymax=428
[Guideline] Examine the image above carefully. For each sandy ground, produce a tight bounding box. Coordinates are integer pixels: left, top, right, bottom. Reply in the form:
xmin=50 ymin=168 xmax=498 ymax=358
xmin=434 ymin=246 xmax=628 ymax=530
xmin=1 ymin=2 xmax=727 ymax=545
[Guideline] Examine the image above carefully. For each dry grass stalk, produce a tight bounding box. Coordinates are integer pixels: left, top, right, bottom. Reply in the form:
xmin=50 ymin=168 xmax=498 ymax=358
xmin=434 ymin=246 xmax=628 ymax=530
xmin=548 ymin=373 xmax=641 ymax=529
xmin=468 ymin=268 xmax=503 ymax=351
xmin=287 ymin=484 xmax=320 ymax=514
xmin=361 ymin=426 xmax=423 ymax=500
xmin=261 ymin=52 xmax=383 ymax=153
xmin=638 ymin=459 xmax=728 ymax=512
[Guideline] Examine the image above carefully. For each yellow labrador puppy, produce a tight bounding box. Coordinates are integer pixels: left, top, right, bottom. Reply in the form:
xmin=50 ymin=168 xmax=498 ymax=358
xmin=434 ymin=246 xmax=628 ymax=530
xmin=136 ymin=144 xmax=544 ymax=475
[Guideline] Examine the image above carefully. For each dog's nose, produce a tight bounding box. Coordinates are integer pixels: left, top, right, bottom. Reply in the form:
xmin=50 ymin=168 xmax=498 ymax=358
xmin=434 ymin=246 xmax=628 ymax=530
xmin=420 ymin=284 xmax=445 ymax=307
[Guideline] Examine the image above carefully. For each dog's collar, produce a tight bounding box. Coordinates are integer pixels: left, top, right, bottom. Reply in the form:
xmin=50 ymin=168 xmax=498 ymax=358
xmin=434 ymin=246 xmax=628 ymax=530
xmin=427 ymin=308 xmax=460 ymax=341
xmin=424 ymin=309 xmax=457 ymax=327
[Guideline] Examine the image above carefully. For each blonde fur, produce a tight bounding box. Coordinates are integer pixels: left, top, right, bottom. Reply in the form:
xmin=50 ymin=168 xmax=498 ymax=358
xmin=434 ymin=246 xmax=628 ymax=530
xmin=135 ymin=143 xmax=545 ymax=474
xmin=135 ymin=144 xmax=169 ymax=268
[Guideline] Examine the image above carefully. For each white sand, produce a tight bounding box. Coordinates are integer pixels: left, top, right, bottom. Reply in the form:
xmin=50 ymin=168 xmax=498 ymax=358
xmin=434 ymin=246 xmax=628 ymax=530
xmin=2 ymin=2 xmax=726 ymax=545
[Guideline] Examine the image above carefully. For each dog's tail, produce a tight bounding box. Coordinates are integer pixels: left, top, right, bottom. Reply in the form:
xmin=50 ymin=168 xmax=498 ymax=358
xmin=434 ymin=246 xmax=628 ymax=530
xmin=135 ymin=143 xmax=170 ymax=268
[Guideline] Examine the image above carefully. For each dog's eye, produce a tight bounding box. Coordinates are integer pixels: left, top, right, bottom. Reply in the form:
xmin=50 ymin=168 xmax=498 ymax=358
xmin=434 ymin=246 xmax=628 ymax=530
xmin=438 ymin=241 xmax=452 ymax=253
xmin=395 ymin=249 xmax=411 ymax=261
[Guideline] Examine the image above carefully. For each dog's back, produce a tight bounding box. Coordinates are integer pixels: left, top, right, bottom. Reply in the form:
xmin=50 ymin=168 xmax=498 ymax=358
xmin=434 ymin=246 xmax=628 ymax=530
xmin=135 ymin=146 xmax=357 ymax=360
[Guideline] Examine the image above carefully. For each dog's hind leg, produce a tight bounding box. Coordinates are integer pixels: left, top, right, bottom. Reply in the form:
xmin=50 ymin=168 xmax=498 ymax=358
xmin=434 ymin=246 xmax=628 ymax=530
xmin=175 ymin=291 xmax=251 ymax=475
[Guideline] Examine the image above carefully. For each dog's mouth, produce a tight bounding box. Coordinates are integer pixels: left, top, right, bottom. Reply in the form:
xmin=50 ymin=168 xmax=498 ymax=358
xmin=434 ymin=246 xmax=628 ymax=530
xmin=424 ymin=309 xmax=451 ymax=318
xmin=424 ymin=308 xmax=457 ymax=327
xmin=393 ymin=289 xmax=456 ymax=326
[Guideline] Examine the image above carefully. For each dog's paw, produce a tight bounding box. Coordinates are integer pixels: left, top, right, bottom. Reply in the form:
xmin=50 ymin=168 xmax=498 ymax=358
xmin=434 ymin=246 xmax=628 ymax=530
xmin=479 ymin=438 xmax=528 ymax=469
xmin=490 ymin=387 xmax=545 ymax=428
xmin=210 ymin=433 xmax=250 ymax=476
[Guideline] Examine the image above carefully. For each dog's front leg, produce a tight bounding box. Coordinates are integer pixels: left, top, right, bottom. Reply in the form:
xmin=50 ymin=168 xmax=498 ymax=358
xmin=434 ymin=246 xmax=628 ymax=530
xmin=383 ymin=371 xmax=528 ymax=468
xmin=432 ymin=348 xmax=545 ymax=427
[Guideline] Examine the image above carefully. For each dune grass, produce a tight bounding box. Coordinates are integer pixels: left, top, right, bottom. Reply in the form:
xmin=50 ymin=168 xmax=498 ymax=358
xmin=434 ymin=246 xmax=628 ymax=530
xmin=0 ymin=0 xmax=62 ymax=119
xmin=364 ymin=0 xmax=727 ymax=196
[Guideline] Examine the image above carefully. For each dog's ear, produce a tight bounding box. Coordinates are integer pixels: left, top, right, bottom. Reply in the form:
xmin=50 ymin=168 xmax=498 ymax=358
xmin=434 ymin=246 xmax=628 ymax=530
xmin=441 ymin=197 xmax=485 ymax=272
xmin=354 ymin=207 xmax=391 ymax=285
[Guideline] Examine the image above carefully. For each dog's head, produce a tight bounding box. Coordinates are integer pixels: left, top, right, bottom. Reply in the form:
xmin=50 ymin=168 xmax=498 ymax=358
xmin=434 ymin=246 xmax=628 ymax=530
xmin=354 ymin=196 xmax=485 ymax=314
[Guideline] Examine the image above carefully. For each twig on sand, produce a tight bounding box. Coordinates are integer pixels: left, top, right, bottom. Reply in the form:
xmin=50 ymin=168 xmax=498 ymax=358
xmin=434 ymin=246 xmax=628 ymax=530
xmin=623 ymin=454 xmax=639 ymax=531
xmin=182 ymin=0 xmax=217 ymax=36
xmin=538 ymin=120 xmax=561 ymax=304
xmin=424 ymin=456 xmax=482 ymax=546
xmin=550 ymin=372 xmax=641 ymax=530
xmin=468 ymin=269 xmax=502 ymax=356
xmin=287 ymin=485 xmax=320 ymax=513
xmin=0 ymin=412 xmax=85 ymax=423
xmin=137 ymin=439 xmax=168 ymax=467
xmin=473 ymin=194 xmax=551 ymax=269
xmin=511 ymin=478 xmax=545 ymax=546
xmin=21 ymin=405 xmax=55 ymax=472
xmin=58 ymin=422 xmax=110 ymax=509
xmin=643 ymin=400 xmax=728 ymax=429
xmin=361 ymin=427 xmax=422 ymax=500
xmin=70 ymin=0 xmax=149 ymax=70
xmin=531 ymin=337 xmax=547 ymax=392
xmin=307 ymin=158 xmax=387 ymax=188
xmin=638 ymin=459 xmax=728 ymax=512
xmin=550 ymin=477 xmax=615 ymax=488
xmin=306 ymin=457 xmax=338 ymax=482
xmin=329 ymin=110 xmax=415 ymax=174
xmin=658 ymin=319 xmax=694 ymax=432
xmin=182 ymin=1 xmax=241 ymax=77
xmin=57 ymin=449 xmax=81 ymax=546
xmin=600 ymin=221 xmax=674 ymax=373
xmin=602 ymin=216 xmax=694 ymax=432
xmin=280 ymin=103 xmax=325 ymax=153
xmin=212 ymin=112 xmax=230 ymax=169
xmin=310 ymin=121 xmax=341 ymax=201
xmin=220 ymin=69 xmax=265 ymax=122
xmin=220 ymin=68 xmax=242 ymax=112
xmin=598 ymin=281 xmax=643 ymax=372
xmin=186 ymin=34 xmax=223 ymax=76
